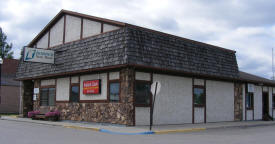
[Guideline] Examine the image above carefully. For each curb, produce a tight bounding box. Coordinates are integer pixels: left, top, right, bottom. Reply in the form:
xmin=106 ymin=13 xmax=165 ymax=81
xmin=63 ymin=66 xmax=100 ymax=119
xmin=1 ymin=117 xmax=275 ymax=135
xmin=154 ymin=128 xmax=206 ymax=134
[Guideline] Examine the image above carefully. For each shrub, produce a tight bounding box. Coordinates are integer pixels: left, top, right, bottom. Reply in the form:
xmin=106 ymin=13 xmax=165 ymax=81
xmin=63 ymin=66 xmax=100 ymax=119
xmin=27 ymin=110 xmax=40 ymax=118
xmin=45 ymin=110 xmax=60 ymax=121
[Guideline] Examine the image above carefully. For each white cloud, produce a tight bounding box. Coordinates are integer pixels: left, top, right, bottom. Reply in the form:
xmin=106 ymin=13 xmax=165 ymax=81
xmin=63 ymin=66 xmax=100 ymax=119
xmin=1 ymin=0 xmax=275 ymax=78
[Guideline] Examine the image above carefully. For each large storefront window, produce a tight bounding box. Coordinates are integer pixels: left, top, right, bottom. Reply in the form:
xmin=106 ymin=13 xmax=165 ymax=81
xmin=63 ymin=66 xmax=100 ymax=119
xmin=135 ymin=81 xmax=151 ymax=107
xmin=40 ymin=87 xmax=55 ymax=106
xmin=109 ymin=81 xmax=120 ymax=102
xmin=70 ymin=85 xmax=79 ymax=102
xmin=193 ymin=87 xmax=205 ymax=106
xmin=246 ymin=92 xmax=254 ymax=109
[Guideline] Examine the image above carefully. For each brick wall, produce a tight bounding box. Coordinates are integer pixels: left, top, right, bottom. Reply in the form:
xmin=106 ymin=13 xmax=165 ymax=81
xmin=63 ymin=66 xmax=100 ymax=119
xmin=0 ymin=85 xmax=20 ymax=113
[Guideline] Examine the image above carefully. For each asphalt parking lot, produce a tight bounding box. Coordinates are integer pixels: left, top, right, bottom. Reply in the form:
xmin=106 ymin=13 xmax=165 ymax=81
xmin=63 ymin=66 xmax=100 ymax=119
xmin=1 ymin=119 xmax=275 ymax=144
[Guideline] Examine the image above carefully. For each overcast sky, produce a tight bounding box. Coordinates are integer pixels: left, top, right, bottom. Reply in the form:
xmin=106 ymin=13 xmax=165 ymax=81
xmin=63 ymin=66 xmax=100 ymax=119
xmin=1 ymin=0 xmax=275 ymax=78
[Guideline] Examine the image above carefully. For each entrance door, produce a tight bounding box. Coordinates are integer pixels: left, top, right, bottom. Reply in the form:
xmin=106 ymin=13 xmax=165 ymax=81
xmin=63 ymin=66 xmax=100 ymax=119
xmin=262 ymin=92 xmax=269 ymax=119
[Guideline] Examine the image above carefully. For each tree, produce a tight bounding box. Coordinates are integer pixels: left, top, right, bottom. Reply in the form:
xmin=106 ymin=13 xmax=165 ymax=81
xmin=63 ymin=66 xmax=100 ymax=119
xmin=0 ymin=27 xmax=14 ymax=59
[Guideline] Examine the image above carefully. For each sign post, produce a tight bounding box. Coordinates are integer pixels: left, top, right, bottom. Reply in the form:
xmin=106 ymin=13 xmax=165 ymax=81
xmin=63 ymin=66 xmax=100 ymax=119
xmin=150 ymin=81 xmax=161 ymax=131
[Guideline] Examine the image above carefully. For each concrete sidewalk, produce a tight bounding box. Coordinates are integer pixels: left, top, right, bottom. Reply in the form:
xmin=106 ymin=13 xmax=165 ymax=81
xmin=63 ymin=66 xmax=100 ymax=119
xmin=1 ymin=116 xmax=275 ymax=135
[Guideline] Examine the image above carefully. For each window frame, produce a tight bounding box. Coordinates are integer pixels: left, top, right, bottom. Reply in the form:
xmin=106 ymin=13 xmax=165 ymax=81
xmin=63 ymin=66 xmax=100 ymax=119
xmin=70 ymin=83 xmax=80 ymax=103
xmin=272 ymin=94 xmax=275 ymax=109
xmin=193 ymin=85 xmax=205 ymax=107
xmin=108 ymin=79 xmax=121 ymax=103
xmin=246 ymin=92 xmax=254 ymax=110
xmin=134 ymin=80 xmax=152 ymax=107
xmin=40 ymin=85 xmax=56 ymax=106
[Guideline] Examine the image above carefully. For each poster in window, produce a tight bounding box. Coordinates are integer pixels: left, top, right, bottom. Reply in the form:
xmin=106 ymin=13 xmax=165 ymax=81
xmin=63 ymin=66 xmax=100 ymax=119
xmin=83 ymin=80 xmax=101 ymax=94
xmin=247 ymin=83 xmax=254 ymax=92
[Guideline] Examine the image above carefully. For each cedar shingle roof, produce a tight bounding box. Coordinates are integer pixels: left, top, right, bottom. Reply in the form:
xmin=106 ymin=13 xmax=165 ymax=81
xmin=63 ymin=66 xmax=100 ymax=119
xmin=239 ymin=71 xmax=275 ymax=85
xmin=16 ymin=26 xmax=239 ymax=80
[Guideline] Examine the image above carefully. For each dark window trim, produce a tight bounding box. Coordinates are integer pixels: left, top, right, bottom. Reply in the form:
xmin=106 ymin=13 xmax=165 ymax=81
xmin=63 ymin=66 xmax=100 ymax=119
xmin=272 ymin=94 xmax=275 ymax=109
xmin=108 ymin=79 xmax=121 ymax=103
xmin=193 ymin=85 xmax=206 ymax=107
xmin=246 ymin=92 xmax=254 ymax=110
xmin=69 ymin=76 xmax=80 ymax=103
xmin=134 ymin=80 xmax=152 ymax=107
xmin=40 ymin=85 xmax=56 ymax=106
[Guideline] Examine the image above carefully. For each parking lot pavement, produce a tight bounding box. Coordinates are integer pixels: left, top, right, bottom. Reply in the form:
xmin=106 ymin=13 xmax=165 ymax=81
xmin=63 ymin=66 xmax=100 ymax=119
xmin=1 ymin=119 xmax=275 ymax=144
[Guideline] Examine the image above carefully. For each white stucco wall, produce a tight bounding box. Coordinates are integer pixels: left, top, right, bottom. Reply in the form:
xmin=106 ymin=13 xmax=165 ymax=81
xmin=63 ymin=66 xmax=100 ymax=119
xmin=80 ymin=73 xmax=107 ymax=100
xmin=152 ymin=74 xmax=192 ymax=125
xmin=65 ymin=15 xmax=81 ymax=43
xmin=135 ymin=72 xmax=150 ymax=81
xmin=194 ymin=107 xmax=205 ymax=123
xmin=254 ymin=85 xmax=262 ymax=120
xmin=41 ymin=79 xmax=55 ymax=86
xmin=206 ymin=80 xmax=234 ymax=122
xmin=247 ymin=110 xmax=253 ymax=120
xmin=103 ymin=24 xmax=119 ymax=32
xmin=71 ymin=76 xmax=79 ymax=84
xmin=194 ymin=79 xmax=204 ymax=86
xmin=50 ymin=16 xmax=64 ymax=47
xmin=135 ymin=107 xmax=150 ymax=125
xmin=83 ymin=19 xmax=101 ymax=38
xmin=109 ymin=71 xmax=120 ymax=80
xmin=56 ymin=77 xmax=70 ymax=101
xmin=36 ymin=32 xmax=49 ymax=49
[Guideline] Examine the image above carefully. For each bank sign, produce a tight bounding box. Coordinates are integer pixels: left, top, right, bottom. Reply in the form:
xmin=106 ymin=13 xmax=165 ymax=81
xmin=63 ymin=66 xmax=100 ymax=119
xmin=83 ymin=80 xmax=101 ymax=94
xmin=24 ymin=47 xmax=55 ymax=64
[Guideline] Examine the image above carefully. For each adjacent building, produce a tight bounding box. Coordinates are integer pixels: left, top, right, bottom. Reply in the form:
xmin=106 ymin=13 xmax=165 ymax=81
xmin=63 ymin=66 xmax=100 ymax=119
xmin=16 ymin=10 xmax=275 ymax=125
xmin=0 ymin=58 xmax=20 ymax=114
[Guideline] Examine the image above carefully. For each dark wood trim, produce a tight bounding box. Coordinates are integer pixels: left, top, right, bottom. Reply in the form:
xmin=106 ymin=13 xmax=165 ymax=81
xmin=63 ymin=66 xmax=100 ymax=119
xmin=40 ymin=85 xmax=56 ymax=88
xmin=79 ymin=100 xmax=108 ymax=103
xmin=108 ymin=79 xmax=121 ymax=103
xmin=272 ymin=88 xmax=274 ymax=118
xmin=192 ymin=78 xmax=194 ymax=124
xmin=101 ymin=22 xmax=103 ymax=33
xmin=55 ymin=79 xmax=57 ymax=105
xmin=27 ymin=10 xmax=125 ymax=47
xmin=204 ymin=79 xmax=206 ymax=123
xmin=80 ymin=18 xmax=83 ymax=39
xmin=56 ymin=101 xmax=69 ymax=103
xmin=48 ymin=30 xmax=50 ymax=48
xmin=133 ymin=68 xmax=136 ymax=126
xmin=63 ymin=15 xmax=66 ymax=44
xmin=245 ymin=83 xmax=247 ymax=121
xmin=69 ymin=77 xmax=72 ymax=102
xmin=107 ymin=72 xmax=110 ymax=102
xmin=133 ymin=79 xmax=152 ymax=107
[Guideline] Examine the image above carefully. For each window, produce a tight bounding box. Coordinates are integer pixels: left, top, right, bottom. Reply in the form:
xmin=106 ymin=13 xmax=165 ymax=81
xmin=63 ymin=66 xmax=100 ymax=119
xmin=272 ymin=94 xmax=275 ymax=108
xmin=193 ymin=87 xmax=205 ymax=107
xmin=246 ymin=92 xmax=254 ymax=109
xmin=40 ymin=87 xmax=55 ymax=106
xmin=70 ymin=85 xmax=79 ymax=102
xmin=135 ymin=81 xmax=151 ymax=106
xmin=109 ymin=81 xmax=120 ymax=102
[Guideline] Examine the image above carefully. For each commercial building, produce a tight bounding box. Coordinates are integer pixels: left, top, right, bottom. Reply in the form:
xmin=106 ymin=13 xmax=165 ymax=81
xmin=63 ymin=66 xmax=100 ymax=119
xmin=16 ymin=10 xmax=275 ymax=126
xmin=0 ymin=58 xmax=20 ymax=114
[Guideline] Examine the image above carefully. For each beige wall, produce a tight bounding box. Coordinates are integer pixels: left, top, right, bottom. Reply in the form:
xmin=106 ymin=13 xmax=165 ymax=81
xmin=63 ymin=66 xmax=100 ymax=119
xmin=50 ymin=16 xmax=64 ymax=47
xmin=56 ymin=77 xmax=70 ymax=101
xmin=83 ymin=19 xmax=101 ymax=38
xmin=135 ymin=72 xmax=150 ymax=81
xmin=36 ymin=32 xmax=49 ymax=48
xmin=35 ymin=15 xmax=121 ymax=48
xmin=65 ymin=15 xmax=81 ymax=42
xmin=206 ymin=80 xmax=234 ymax=122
